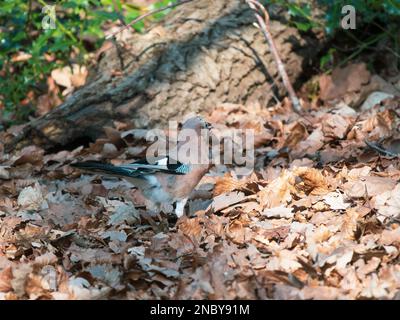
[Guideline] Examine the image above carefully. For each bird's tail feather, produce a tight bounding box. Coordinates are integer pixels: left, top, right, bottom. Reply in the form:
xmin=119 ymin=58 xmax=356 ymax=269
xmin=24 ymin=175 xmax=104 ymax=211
xmin=71 ymin=161 xmax=134 ymax=178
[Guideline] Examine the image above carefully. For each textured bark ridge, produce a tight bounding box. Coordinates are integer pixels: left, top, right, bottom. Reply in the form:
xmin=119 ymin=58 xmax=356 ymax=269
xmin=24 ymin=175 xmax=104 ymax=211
xmin=5 ymin=0 xmax=323 ymax=151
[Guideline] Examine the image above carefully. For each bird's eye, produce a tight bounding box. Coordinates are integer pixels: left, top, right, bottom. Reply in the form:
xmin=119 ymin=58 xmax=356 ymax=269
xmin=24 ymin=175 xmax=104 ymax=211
xmin=204 ymin=121 xmax=212 ymax=129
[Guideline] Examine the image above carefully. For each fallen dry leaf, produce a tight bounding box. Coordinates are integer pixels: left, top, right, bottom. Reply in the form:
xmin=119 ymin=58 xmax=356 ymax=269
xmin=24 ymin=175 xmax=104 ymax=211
xmin=1 ymin=85 xmax=400 ymax=300
xmin=17 ymin=182 xmax=45 ymax=211
xmin=51 ymin=65 xmax=88 ymax=96
xmin=319 ymin=63 xmax=371 ymax=105
xmin=323 ymin=191 xmax=350 ymax=210
xmin=263 ymin=206 xmax=294 ymax=219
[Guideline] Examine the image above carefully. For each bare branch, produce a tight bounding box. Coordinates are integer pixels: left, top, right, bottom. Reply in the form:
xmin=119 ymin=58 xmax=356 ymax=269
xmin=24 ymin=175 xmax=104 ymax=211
xmin=246 ymin=0 xmax=302 ymax=113
xmin=364 ymin=139 xmax=399 ymax=158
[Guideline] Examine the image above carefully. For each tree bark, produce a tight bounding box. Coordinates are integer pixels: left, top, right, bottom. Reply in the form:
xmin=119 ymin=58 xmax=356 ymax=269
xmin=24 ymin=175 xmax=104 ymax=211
xmin=4 ymin=0 xmax=324 ymax=152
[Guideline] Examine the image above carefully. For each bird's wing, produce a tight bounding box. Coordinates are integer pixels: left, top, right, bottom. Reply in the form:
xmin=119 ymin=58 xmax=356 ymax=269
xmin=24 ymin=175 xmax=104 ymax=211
xmin=70 ymin=161 xmax=144 ymax=178
xmin=71 ymin=157 xmax=190 ymax=178
xmin=121 ymin=156 xmax=190 ymax=175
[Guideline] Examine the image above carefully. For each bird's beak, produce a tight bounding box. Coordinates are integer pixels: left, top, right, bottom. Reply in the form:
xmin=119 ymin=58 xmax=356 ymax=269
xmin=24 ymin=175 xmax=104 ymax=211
xmin=205 ymin=121 xmax=213 ymax=130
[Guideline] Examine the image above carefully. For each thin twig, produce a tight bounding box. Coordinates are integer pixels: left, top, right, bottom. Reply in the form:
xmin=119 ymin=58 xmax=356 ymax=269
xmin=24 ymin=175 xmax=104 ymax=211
xmin=25 ymin=0 xmax=33 ymax=33
xmin=331 ymin=32 xmax=387 ymax=72
xmin=111 ymin=0 xmax=130 ymax=69
xmin=246 ymin=0 xmax=301 ymax=113
xmin=105 ymin=0 xmax=194 ymax=40
xmin=364 ymin=139 xmax=399 ymax=158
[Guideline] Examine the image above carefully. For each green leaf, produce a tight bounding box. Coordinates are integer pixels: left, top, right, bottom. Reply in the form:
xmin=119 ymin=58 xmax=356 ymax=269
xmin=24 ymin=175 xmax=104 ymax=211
xmin=294 ymin=21 xmax=312 ymax=32
xmin=92 ymin=10 xmax=120 ymax=21
xmin=320 ymin=48 xmax=336 ymax=70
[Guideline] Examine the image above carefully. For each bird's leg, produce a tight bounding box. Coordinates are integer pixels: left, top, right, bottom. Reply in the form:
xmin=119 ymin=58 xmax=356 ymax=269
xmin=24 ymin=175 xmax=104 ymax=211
xmin=175 ymin=198 xmax=188 ymax=218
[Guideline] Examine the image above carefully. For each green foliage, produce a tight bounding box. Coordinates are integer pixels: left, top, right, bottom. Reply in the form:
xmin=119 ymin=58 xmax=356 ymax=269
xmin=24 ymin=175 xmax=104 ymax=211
xmin=0 ymin=0 xmax=178 ymax=125
xmin=318 ymin=0 xmax=400 ymax=34
xmin=319 ymin=48 xmax=336 ymax=70
xmin=266 ymin=0 xmax=400 ymax=71
xmin=267 ymin=0 xmax=400 ymax=35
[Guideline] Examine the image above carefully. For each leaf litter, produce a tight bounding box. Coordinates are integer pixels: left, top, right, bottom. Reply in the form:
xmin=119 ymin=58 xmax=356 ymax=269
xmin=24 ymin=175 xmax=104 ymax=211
xmin=1 ymin=74 xmax=400 ymax=300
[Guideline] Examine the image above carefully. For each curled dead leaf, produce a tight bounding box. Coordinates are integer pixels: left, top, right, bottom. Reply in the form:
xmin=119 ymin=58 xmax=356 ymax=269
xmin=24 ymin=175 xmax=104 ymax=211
xmin=12 ymin=146 xmax=44 ymax=166
xmin=213 ymin=173 xmax=245 ymax=196
xmin=258 ymin=170 xmax=296 ymax=209
xmin=17 ymin=182 xmax=45 ymax=211
xmin=211 ymin=191 xmax=246 ymax=212
xmin=226 ymin=220 xmax=251 ymax=244
xmin=178 ymin=216 xmax=203 ymax=239
xmin=294 ymin=167 xmax=330 ymax=196
xmin=51 ymin=65 xmax=88 ymax=96
xmin=283 ymin=122 xmax=308 ymax=149
xmin=11 ymin=52 xmax=32 ymax=63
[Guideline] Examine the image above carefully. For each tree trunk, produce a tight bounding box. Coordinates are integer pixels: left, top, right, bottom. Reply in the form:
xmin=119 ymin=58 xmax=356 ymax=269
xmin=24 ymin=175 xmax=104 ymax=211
xmin=4 ymin=0 xmax=324 ymax=152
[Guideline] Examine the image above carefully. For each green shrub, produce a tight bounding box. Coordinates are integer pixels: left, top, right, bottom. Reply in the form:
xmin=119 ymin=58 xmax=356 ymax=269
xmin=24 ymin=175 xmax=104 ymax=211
xmin=266 ymin=0 xmax=399 ymax=71
xmin=0 ymin=0 xmax=177 ymax=125
xmin=266 ymin=0 xmax=400 ymax=34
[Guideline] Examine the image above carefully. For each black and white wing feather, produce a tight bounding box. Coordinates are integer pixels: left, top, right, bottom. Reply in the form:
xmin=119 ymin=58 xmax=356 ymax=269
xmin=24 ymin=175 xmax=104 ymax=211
xmin=71 ymin=156 xmax=190 ymax=178
xmin=123 ymin=156 xmax=190 ymax=174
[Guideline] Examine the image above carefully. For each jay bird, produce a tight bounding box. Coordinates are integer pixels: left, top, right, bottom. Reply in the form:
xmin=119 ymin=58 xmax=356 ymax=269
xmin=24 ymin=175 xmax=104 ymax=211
xmin=71 ymin=116 xmax=212 ymax=217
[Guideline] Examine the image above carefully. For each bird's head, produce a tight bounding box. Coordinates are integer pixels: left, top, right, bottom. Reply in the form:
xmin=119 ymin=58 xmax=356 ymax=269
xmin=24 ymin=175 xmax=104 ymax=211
xmin=181 ymin=115 xmax=212 ymax=133
xmin=175 ymin=115 xmax=213 ymax=165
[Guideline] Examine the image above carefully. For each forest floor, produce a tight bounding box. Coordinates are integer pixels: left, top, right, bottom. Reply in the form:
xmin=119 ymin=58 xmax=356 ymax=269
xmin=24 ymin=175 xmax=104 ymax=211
xmin=1 ymin=60 xmax=400 ymax=299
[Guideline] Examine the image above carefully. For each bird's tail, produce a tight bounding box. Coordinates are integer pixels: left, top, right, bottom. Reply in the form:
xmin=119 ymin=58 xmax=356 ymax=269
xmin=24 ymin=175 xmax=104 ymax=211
xmin=71 ymin=161 xmax=132 ymax=178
